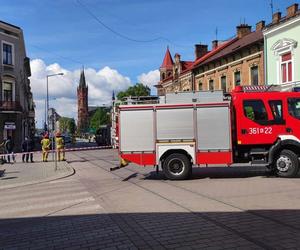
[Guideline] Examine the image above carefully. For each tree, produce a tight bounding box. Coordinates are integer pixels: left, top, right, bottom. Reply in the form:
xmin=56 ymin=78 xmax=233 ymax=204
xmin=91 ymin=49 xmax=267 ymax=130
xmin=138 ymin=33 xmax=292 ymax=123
xmin=59 ymin=117 xmax=70 ymax=133
xmin=68 ymin=118 xmax=76 ymax=135
xmin=117 ymin=83 xmax=150 ymax=100
xmin=89 ymin=108 xmax=110 ymax=131
xmin=59 ymin=117 xmax=76 ymax=135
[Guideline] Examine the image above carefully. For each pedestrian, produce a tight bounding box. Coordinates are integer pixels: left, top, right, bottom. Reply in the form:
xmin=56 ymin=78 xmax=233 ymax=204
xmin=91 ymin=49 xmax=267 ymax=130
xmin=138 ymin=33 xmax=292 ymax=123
xmin=41 ymin=133 xmax=50 ymax=162
xmin=0 ymin=140 xmax=6 ymax=164
xmin=22 ymin=137 xmax=34 ymax=163
xmin=55 ymin=132 xmax=65 ymax=161
xmin=4 ymin=136 xmax=15 ymax=163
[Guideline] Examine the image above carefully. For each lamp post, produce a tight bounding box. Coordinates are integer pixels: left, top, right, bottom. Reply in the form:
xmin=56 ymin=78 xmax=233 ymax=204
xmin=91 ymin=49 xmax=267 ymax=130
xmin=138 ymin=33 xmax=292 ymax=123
xmin=46 ymin=73 xmax=64 ymax=169
xmin=46 ymin=73 xmax=64 ymax=130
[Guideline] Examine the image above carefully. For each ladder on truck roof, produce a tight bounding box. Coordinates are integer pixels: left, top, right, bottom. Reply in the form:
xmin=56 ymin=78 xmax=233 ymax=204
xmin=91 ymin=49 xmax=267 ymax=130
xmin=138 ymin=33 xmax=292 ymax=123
xmin=238 ymin=81 xmax=300 ymax=93
xmin=116 ymin=90 xmax=226 ymax=105
xmin=162 ymin=90 xmax=225 ymax=104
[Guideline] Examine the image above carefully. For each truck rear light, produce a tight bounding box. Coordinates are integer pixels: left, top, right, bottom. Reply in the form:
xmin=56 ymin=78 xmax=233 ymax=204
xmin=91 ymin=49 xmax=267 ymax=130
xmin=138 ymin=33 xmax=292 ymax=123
xmin=233 ymin=86 xmax=243 ymax=93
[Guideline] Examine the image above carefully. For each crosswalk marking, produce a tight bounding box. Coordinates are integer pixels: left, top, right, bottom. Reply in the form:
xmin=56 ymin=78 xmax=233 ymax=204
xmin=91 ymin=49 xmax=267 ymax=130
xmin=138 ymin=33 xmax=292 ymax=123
xmin=0 ymin=178 xmax=102 ymax=219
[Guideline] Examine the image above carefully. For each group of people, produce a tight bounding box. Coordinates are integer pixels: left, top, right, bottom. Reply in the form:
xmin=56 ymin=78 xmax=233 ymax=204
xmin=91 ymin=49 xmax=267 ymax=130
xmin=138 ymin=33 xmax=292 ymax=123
xmin=0 ymin=136 xmax=34 ymax=164
xmin=0 ymin=136 xmax=16 ymax=164
xmin=41 ymin=132 xmax=66 ymax=162
xmin=0 ymin=131 xmax=66 ymax=164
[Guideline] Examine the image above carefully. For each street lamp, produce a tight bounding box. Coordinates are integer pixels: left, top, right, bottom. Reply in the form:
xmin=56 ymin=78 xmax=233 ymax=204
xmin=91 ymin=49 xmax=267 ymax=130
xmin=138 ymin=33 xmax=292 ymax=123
xmin=46 ymin=73 xmax=63 ymax=168
xmin=46 ymin=73 xmax=64 ymax=130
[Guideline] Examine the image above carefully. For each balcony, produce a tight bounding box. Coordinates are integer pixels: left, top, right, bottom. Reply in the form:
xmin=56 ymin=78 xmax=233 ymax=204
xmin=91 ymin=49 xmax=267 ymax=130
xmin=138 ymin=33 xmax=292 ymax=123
xmin=0 ymin=101 xmax=22 ymax=112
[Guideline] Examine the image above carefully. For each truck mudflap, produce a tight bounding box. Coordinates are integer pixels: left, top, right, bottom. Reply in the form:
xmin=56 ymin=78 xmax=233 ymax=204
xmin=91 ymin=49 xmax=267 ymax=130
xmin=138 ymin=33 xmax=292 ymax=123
xmin=110 ymin=158 xmax=130 ymax=171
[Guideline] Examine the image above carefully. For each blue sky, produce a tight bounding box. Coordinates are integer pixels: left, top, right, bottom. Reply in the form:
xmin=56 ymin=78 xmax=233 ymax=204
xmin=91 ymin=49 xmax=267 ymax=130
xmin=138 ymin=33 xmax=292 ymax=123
xmin=1 ymin=0 xmax=298 ymax=128
xmin=1 ymin=0 xmax=298 ymax=80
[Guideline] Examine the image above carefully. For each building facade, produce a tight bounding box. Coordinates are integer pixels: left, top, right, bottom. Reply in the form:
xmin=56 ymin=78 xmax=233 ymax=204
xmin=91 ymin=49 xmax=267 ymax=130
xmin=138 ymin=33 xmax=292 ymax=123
xmin=157 ymin=21 xmax=266 ymax=94
xmin=0 ymin=21 xmax=35 ymax=150
xmin=194 ymin=23 xmax=265 ymax=92
xmin=77 ymin=69 xmax=89 ymax=133
xmin=263 ymin=4 xmax=300 ymax=85
xmin=157 ymin=47 xmax=194 ymax=96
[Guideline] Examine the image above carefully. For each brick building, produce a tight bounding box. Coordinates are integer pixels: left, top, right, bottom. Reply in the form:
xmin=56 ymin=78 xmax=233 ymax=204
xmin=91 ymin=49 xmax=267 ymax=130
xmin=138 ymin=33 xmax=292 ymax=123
xmin=157 ymin=22 xmax=265 ymax=94
xmin=77 ymin=69 xmax=89 ymax=133
xmin=0 ymin=21 xmax=35 ymax=150
xmin=157 ymin=47 xmax=194 ymax=96
xmin=194 ymin=23 xmax=265 ymax=92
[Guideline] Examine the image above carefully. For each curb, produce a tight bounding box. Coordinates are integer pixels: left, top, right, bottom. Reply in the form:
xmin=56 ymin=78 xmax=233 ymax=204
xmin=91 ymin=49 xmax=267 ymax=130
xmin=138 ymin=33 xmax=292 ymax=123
xmin=0 ymin=164 xmax=76 ymax=191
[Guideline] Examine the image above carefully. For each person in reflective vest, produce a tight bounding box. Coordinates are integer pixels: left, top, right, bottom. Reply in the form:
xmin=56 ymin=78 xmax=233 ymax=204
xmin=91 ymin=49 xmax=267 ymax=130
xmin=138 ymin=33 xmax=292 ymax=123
xmin=41 ymin=133 xmax=50 ymax=162
xmin=55 ymin=132 xmax=65 ymax=161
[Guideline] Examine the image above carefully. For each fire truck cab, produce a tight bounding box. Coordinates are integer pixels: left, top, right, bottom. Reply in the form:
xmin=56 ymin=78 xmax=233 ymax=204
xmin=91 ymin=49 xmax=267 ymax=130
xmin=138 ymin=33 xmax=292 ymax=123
xmin=232 ymin=86 xmax=300 ymax=177
xmin=117 ymin=84 xmax=300 ymax=180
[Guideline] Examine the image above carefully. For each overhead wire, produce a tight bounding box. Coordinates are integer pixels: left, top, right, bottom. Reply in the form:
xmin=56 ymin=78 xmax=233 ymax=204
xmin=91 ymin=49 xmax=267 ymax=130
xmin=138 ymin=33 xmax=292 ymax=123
xmin=29 ymin=44 xmax=84 ymax=66
xmin=75 ymin=0 xmax=189 ymax=48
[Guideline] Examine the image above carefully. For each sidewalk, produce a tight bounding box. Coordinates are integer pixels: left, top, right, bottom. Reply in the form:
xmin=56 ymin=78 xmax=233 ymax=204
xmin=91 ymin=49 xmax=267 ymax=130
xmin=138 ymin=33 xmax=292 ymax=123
xmin=0 ymin=152 xmax=74 ymax=190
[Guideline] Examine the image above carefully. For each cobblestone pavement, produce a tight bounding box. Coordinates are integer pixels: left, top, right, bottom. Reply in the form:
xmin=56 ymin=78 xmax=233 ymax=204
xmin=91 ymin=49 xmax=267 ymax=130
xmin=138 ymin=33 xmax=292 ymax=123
xmin=1 ymin=149 xmax=300 ymax=249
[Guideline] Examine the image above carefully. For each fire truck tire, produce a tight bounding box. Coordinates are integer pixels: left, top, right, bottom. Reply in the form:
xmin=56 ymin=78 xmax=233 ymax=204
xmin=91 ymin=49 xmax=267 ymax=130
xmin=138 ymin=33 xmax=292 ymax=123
xmin=275 ymin=149 xmax=299 ymax=178
xmin=163 ymin=153 xmax=191 ymax=180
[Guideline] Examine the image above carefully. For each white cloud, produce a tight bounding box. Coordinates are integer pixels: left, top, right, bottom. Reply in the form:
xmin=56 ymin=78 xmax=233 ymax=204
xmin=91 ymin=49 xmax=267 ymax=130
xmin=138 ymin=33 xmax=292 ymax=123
xmin=30 ymin=59 xmax=132 ymax=128
xmin=137 ymin=69 xmax=159 ymax=95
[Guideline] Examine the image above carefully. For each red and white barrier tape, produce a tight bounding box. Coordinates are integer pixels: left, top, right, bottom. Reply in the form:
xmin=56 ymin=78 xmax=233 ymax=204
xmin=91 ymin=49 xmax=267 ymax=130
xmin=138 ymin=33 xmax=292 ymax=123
xmin=0 ymin=145 xmax=112 ymax=158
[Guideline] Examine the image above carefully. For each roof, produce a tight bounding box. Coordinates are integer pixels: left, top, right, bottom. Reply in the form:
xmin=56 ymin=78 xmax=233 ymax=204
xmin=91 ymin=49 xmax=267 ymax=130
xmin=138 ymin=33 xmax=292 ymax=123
xmin=195 ymin=30 xmax=263 ymax=67
xmin=181 ymin=61 xmax=193 ymax=71
xmin=265 ymin=10 xmax=300 ymax=30
xmin=160 ymin=47 xmax=174 ymax=69
xmin=79 ymin=69 xmax=87 ymax=88
xmin=193 ymin=38 xmax=238 ymax=67
xmin=0 ymin=20 xmax=21 ymax=30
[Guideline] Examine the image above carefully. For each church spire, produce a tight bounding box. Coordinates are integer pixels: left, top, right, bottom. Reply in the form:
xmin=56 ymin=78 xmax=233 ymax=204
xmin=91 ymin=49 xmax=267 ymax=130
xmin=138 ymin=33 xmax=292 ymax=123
xmin=79 ymin=67 xmax=87 ymax=88
xmin=160 ymin=46 xmax=174 ymax=69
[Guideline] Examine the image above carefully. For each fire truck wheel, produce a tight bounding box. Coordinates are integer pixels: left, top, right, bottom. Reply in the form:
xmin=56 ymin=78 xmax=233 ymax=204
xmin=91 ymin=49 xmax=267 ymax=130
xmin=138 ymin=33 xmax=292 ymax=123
xmin=163 ymin=153 xmax=191 ymax=180
xmin=275 ymin=149 xmax=299 ymax=178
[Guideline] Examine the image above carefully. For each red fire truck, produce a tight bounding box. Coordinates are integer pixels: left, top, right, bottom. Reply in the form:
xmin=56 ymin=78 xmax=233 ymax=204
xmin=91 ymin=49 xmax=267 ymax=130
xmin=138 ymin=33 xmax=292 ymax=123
xmin=117 ymin=84 xmax=300 ymax=180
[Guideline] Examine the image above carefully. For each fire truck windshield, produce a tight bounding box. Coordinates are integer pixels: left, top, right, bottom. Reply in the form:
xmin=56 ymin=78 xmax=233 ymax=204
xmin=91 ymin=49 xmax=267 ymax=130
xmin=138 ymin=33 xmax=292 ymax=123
xmin=288 ymin=98 xmax=300 ymax=119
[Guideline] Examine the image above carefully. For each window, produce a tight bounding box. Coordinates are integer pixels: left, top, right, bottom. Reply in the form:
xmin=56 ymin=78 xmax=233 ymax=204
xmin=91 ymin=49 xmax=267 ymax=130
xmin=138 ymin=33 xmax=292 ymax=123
xmin=269 ymin=100 xmax=283 ymax=120
xmin=209 ymin=80 xmax=214 ymax=91
xmin=288 ymin=98 xmax=300 ymax=119
xmin=281 ymin=52 xmax=292 ymax=83
xmin=198 ymin=82 xmax=203 ymax=91
xmin=161 ymin=72 xmax=165 ymax=80
xmin=3 ymin=82 xmax=13 ymax=101
xmin=2 ymin=43 xmax=13 ymax=65
xmin=234 ymin=71 xmax=241 ymax=86
xmin=251 ymin=66 xmax=258 ymax=86
xmin=174 ymin=68 xmax=178 ymax=78
xmin=243 ymin=100 xmax=268 ymax=122
xmin=221 ymin=76 xmax=226 ymax=92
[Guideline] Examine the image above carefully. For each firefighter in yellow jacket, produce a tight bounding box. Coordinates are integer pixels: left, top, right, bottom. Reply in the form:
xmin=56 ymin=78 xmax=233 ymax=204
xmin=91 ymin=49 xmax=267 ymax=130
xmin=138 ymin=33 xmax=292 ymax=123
xmin=55 ymin=132 xmax=65 ymax=161
xmin=41 ymin=133 xmax=51 ymax=162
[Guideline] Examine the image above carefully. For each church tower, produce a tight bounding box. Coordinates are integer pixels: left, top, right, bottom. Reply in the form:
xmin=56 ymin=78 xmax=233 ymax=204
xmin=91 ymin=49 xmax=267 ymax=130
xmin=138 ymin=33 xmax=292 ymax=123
xmin=160 ymin=46 xmax=174 ymax=82
xmin=77 ymin=69 xmax=89 ymax=133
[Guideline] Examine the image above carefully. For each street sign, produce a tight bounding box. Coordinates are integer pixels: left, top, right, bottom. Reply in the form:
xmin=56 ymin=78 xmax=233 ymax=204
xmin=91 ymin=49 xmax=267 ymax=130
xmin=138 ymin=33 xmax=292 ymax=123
xmin=4 ymin=122 xmax=16 ymax=130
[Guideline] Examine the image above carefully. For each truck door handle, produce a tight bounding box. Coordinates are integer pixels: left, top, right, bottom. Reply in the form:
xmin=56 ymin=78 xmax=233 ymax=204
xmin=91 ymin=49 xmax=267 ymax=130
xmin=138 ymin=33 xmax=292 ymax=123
xmin=286 ymin=127 xmax=292 ymax=133
xmin=241 ymin=129 xmax=247 ymax=134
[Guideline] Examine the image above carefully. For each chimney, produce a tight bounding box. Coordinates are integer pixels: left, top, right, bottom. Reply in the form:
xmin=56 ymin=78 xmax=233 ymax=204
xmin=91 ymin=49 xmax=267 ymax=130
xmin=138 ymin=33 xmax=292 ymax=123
xmin=256 ymin=20 xmax=265 ymax=31
xmin=195 ymin=44 xmax=208 ymax=59
xmin=212 ymin=40 xmax=218 ymax=50
xmin=272 ymin=12 xmax=282 ymax=24
xmin=287 ymin=3 xmax=298 ymax=18
xmin=236 ymin=24 xmax=251 ymax=39
xmin=174 ymin=53 xmax=181 ymax=61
